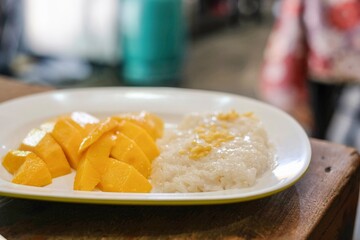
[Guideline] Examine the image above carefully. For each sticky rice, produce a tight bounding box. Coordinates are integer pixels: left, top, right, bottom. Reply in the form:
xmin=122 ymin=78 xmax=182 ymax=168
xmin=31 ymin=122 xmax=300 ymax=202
xmin=150 ymin=110 xmax=275 ymax=193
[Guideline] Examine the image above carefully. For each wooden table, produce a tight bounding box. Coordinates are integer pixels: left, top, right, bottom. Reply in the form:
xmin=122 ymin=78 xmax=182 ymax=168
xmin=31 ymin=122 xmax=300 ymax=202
xmin=0 ymin=77 xmax=359 ymax=240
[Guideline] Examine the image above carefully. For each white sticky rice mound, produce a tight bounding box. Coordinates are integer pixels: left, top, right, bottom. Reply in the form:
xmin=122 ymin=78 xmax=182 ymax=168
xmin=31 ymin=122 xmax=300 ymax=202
xmin=150 ymin=111 xmax=275 ymax=193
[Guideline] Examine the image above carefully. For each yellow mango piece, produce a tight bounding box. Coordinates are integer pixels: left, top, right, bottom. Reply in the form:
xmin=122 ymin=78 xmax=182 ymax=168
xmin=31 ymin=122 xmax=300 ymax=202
xmin=2 ymin=150 xmax=32 ymax=174
xmin=41 ymin=118 xmax=83 ymax=169
xmin=79 ymin=118 xmax=118 ymax=153
xmin=80 ymin=132 xmax=116 ymax=175
xmin=73 ymin=158 xmax=102 ymax=191
xmin=74 ymin=133 xmax=115 ymax=191
xmin=113 ymin=111 xmax=164 ymax=140
xmin=19 ymin=128 xmax=71 ymax=178
xmin=110 ymin=133 xmax=151 ymax=178
xmin=116 ymin=121 xmax=159 ymax=162
xmin=12 ymin=153 xmax=52 ymax=187
xmin=65 ymin=111 xmax=99 ymax=137
xmin=98 ymin=158 xmax=152 ymax=193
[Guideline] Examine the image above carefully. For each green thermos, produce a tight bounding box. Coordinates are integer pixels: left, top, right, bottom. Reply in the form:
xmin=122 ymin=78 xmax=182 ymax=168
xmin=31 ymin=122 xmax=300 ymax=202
xmin=120 ymin=0 xmax=185 ymax=86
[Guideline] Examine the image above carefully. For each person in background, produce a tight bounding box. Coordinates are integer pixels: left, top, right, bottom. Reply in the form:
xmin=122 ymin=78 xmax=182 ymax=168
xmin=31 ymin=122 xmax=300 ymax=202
xmin=259 ymin=0 xmax=360 ymax=150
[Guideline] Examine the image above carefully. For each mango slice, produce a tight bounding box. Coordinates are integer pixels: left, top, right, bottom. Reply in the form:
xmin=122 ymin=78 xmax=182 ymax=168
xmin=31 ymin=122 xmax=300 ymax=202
xmin=74 ymin=133 xmax=115 ymax=191
xmin=98 ymin=158 xmax=152 ymax=193
xmin=19 ymin=128 xmax=71 ymax=178
xmin=78 ymin=118 xmax=118 ymax=153
xmin=41 ymin=118 xmax=83 ymax=169
xmin=73 ymin=157 xmax=102 ymax=191
xmin=2 ymin=111 xmax=162 ymax=192
xmin=113 ymin=111 xmax=164 ymax=140
xmin=2 ymin=150 xmax=32 ymax=174
xmin=66 ymin=111 xmax=99 ymax=137
xmin=12 ymin=153 xmax=52 ymax=187
xmin=111 ymin=132 xmax=151 ymax=178
xmin=116 ymin=121 xmax=159 ymax=162
xmin=79 ymin=132 xmax=116 ymax=175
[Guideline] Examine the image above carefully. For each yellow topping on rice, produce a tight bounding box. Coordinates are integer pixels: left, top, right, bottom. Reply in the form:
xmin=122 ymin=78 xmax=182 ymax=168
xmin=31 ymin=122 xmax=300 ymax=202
xmin=179 ymin=110 xmax=255 ymax=160
xmin=189 ymin=142 xmax=212 ymax=160
xmin=217 ymin=110 xmax=254 ymax=121
xmin=217 ymin=109 xmax=239 ymax=121
xmin=199 ymin=127 xmax=234 ymax=147
xmin=186 ymin=113 xmax=239 ymax=159
xmin=189 ymin=127 xmax=234 ymax=159
xmin=241 ymin=112 xmax=254 ymax=118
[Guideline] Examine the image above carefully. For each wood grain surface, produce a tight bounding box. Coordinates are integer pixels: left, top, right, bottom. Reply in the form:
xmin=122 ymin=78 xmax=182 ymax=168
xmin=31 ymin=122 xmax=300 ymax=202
xmin=0 ymin=77 xmax=359 ymax=240
xmin=0 ymin=76 xmax=52 ymax=103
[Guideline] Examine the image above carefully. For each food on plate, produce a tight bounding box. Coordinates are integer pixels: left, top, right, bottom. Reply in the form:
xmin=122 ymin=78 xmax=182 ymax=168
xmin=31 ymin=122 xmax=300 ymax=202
xmin=2 ymin=111 xmax=163 ymax=192
xmin=98 ymin=158 xmax=152 ymax=193
xmin=40 ymin=118 xmax=83 ymax=169
xmin=112 ymin=111 xmax=164 ymax=140
xmin=19 ymin=128 xmax=71 ymax=178
xmin=114 ymin=120 xmax=160 ymax=161
xmin=2 ymin=150 xmax=31 ymax=174
xmin=1 ymin=109 xmax=274 ymax=194
xmin=74 ymin=119 xmax=157 ymax=192
xmin=150 ymin=110 xmax=275 ymax=193
xmin=12 ymin=152 xmax=52 ymax=187
xmin=74 ymin=132 xmax=116 ymax=191
xmin=110 ymin=133 xmax=151 ymax=178
xmin=66 ymin=111 xmax=100 ymax=136
xmin=78 ymin=118 xmax=118 ymax=153
xmin=73 ymin=155 xmax=101 ymax=191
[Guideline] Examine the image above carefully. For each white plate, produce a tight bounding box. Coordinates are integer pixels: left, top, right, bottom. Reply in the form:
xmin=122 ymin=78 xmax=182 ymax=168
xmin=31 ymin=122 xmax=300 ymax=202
xmin=0 ymin=87 xmax=311 ymax=205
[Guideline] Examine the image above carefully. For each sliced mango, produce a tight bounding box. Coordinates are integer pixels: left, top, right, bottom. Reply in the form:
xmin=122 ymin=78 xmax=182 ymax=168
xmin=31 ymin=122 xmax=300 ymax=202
xmin=80 ymin=132 xmax=116 ymax=175
xmin=74 ymin=133 xmax=115 ymax=191
xmin=116 ymin=121 xmax=159 ymax=162
xmin=12 ymin=153 xmax=52 ymax=187
xmin=19 ymin=128 xmax=71 ymax=178
xmin=41 ymin=118 xmax=83 ymax=169
xmin=98 ymin=158 xmax=152 ymax=193
xmin=1 ymin=111 xmax=162 ymax=192
xmin=111 ymin=132 xmax=151 ymax=178
xmin=73 ymin=157 xmax=102 ymax=191
xmin=78 ymin=118 xmax=118 ymax=153
xmin=2 ymin=150 xmax=32 ymax=174
xmin=66 ymin=111 xmax=99 ymax=137
xmin=112 ymin=111 xmax=164 ymax=140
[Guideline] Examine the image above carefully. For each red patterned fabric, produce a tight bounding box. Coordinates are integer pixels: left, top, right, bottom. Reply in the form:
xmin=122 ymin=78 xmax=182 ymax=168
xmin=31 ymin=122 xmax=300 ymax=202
xmin=260 ymin=0 xmax=360 ymax=110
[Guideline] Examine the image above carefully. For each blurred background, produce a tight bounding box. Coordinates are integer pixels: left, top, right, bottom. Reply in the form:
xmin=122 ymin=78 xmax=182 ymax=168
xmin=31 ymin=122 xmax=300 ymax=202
xmin=0 ymin=0 xmax=273 ymax=90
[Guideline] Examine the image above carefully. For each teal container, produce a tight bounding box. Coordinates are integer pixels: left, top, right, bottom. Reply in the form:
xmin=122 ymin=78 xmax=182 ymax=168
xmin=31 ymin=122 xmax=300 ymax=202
xmin=120 ymin=0 xmax=185 ymax=86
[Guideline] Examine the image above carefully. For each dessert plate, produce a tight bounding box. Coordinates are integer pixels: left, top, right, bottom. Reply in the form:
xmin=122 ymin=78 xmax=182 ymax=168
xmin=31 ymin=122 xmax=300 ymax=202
xmin=0 ymin=87 xmax=311 ymax=205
